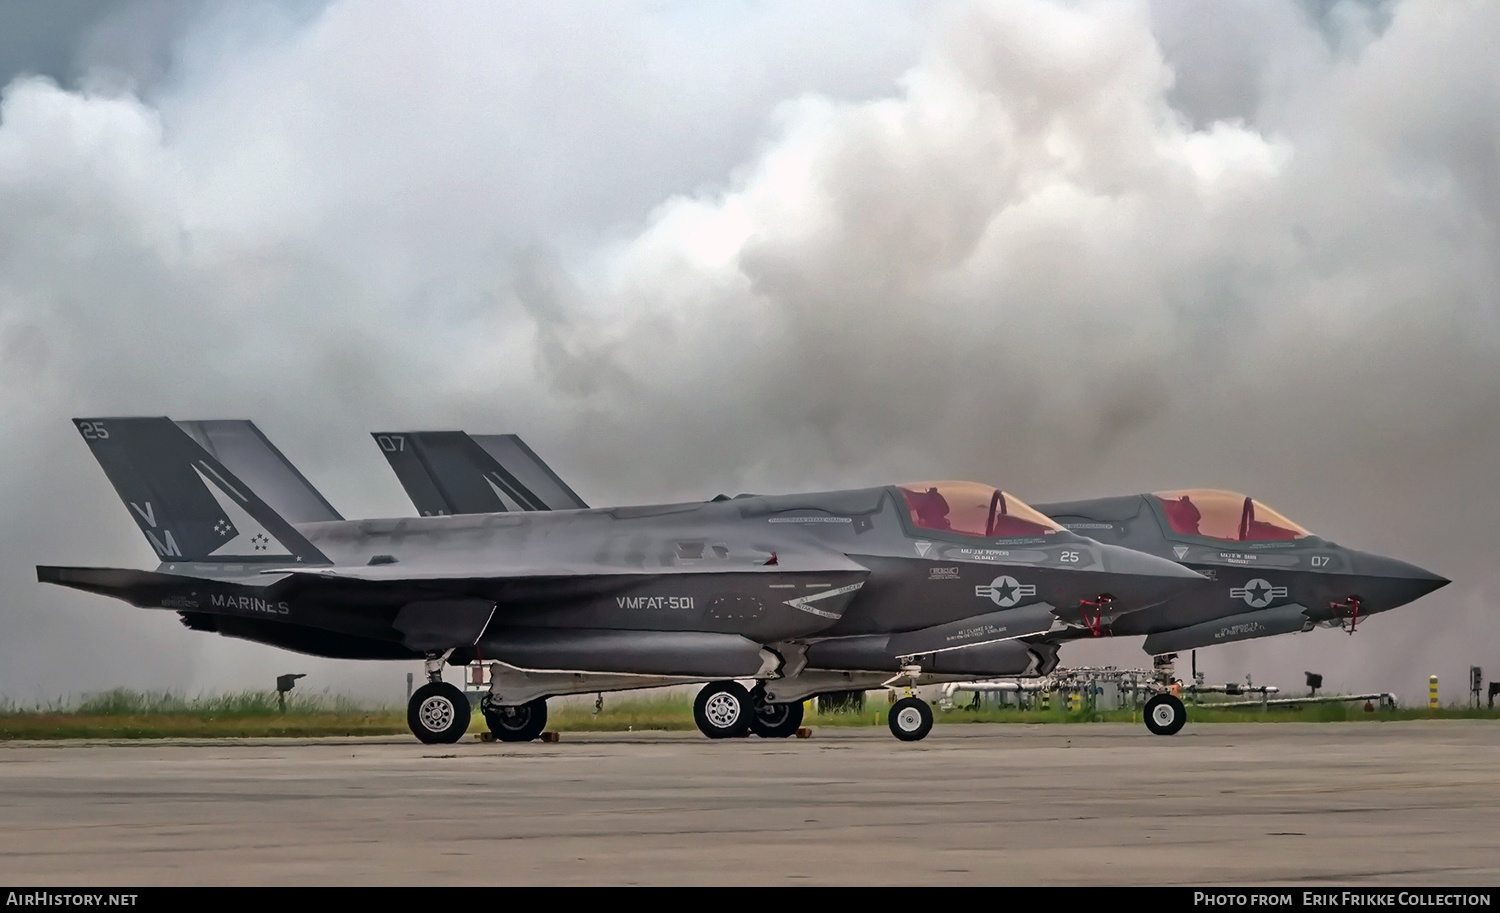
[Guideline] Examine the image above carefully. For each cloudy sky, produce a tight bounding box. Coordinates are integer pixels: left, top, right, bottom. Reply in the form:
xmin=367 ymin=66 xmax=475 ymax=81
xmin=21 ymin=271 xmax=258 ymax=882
xmin=1 ymin=0 xmax=1495 ymax=705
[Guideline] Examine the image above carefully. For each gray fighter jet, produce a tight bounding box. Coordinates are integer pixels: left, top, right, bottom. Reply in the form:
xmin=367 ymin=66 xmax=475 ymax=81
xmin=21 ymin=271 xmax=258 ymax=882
xmin=1033 ymin=490 xmax=1448 ymax=730
xmin=378 ymin=431 xmax=1451 ymax=737
xmin=37 ymin=417 xmax=1205 ymax=744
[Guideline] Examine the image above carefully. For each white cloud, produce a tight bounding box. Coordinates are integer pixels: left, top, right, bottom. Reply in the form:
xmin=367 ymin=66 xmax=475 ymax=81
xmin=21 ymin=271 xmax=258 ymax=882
xmin=2 ymin=0 xmax=1496 ymax=703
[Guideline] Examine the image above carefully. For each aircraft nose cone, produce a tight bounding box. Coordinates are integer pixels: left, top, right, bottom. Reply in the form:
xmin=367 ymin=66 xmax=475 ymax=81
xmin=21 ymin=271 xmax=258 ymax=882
xmin=1351 ymin=553 xmax=1450 ymax=608
xmin=1402 ymin=563 xmax=1449 ymax=600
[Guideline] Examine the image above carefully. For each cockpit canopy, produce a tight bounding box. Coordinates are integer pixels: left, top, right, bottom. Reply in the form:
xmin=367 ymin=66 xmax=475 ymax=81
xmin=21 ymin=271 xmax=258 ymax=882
xmin=1152 ymin=489 xmax=1310 ymax=542
xmin=898 ymin=482 xmax=1063 ymax=539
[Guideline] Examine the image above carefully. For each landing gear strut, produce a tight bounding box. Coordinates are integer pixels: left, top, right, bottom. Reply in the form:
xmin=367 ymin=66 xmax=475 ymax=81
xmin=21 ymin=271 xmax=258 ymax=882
xmin=749 ymin=687 xmax=804 ymax=738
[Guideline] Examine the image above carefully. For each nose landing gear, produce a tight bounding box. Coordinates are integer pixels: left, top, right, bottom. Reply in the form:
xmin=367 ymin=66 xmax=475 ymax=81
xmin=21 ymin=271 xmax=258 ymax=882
xmin=884 ymin=663 xmax=935 ymax=742
xmin=888 ymin=696 xmax=934 ymax=741
xmin=1143 ymin=693 xmax=1187 ymax=736
xmin=1143 ymin=652 xmax=1188 ymax=736
xmin=406 ymin=650 xmax=471 ymax=745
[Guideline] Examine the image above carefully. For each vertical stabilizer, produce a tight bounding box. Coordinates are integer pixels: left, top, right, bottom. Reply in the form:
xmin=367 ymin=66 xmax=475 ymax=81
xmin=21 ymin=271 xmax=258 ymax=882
xmin=175 ymin=420 xmax=343 ymax=523
xmin=470 ymin=434 xmax=588 ymax=510
xmin=72 ymin=417 xmax=329 ymax=564
xmin=371 ymin=431 xmax=582 ymax=515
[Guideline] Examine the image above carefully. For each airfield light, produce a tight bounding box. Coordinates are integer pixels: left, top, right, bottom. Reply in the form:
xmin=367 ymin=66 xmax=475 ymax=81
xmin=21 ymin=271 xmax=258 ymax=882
xmin=276 ymin=673 xmax=306 ymax=713
xmin=1305 ymin=672 xmax=1322 ymax=696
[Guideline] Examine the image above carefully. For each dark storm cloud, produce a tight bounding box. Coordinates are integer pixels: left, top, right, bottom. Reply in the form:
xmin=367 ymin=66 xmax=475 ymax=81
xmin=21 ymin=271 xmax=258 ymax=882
xmin=0 ymin=0 xmax=1494 ymax=702
xmin=0 ymin=0 xmax=126 ymax=85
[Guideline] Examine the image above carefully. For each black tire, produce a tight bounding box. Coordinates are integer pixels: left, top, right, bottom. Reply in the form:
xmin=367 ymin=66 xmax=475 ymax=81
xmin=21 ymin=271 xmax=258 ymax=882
xmin=1144 ymin=693 xmax=1187 ymax=736
xmin=693 ymin=681 xmax=753 ymax=739
xmin=481 ymin=696 xmax=549 ymax=742
xmin=749 ymin=695 xmax=805 ymax=738
xmin=888 ymin=696 xmax=934 ymax=742
xmin=407 ymin=682 xmax=471 ymax=744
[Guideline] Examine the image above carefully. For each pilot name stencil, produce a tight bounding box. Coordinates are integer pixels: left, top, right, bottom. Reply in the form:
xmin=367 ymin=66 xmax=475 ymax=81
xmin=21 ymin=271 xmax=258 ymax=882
xmin=952 ymin=547 xmax=1013 ymax=562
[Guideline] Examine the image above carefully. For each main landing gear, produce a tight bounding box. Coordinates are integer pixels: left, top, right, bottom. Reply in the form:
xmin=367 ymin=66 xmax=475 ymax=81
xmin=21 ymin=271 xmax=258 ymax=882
xmin=690 ymin=682 xmax=806 ymax=739
xmin=481 ymin=695 xmax=549 ymax=742
xmin=693 ymin=680 xmax=753 ymax=738
xmin=408 ymin=653 xmax=471 ymax=744
xmin=749 ymin=686 xmax=804 ymax=738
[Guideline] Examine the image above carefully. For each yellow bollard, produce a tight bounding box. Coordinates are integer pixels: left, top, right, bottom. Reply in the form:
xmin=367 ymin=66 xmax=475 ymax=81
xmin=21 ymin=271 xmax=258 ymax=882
xmin=1068 ymin=692 xmax=1080 ymax=712
xmin=1429 ymin=675 xmax=1439 ymax=710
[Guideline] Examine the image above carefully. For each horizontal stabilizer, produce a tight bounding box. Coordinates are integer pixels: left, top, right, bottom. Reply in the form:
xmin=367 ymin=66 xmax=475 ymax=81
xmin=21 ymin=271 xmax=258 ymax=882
xmin=37 ymin=565 xmax=284 ymax=611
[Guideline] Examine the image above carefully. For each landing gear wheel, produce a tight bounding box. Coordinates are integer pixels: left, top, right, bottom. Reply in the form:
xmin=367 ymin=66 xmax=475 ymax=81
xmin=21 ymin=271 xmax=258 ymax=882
xmin=408 ymin=682 xmax=471 ymax=744
xmin=693 ymin=681 xmax=753 ymax=739
xmin=749 ymin=694 xmax=804 ymax=738
xmin=888 ymin=697 xmax=934 ymax=742
xmin=1144 ymin=693 xmax=1187 ymax=736
xmin=481 ymin=696 xmax=548 ymax=742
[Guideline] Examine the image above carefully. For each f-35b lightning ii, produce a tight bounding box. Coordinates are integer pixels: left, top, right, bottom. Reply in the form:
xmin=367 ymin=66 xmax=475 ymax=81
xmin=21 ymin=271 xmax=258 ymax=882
xmin=37 ymin=417 xmax=1204 ymax=744
xmin=1033 ymin=490 xmax=1447 ymax=731
xmin=374 ymin=430 xmax=1450 ymax=737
